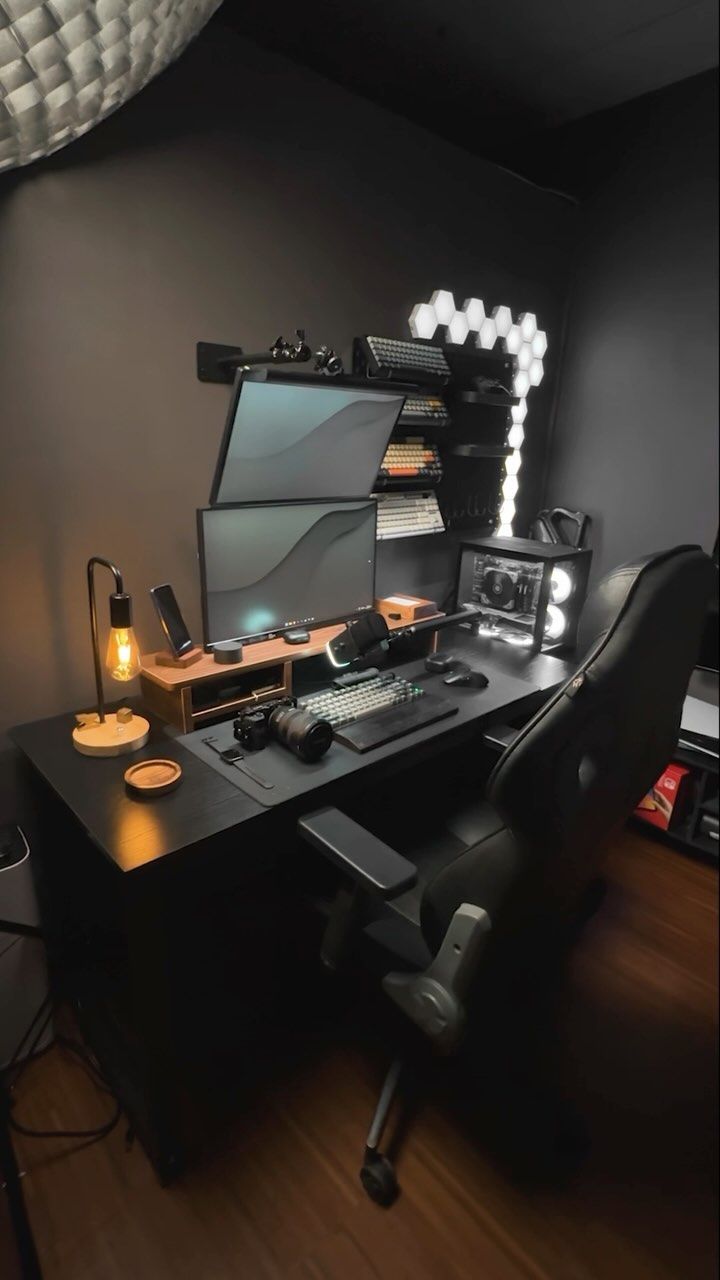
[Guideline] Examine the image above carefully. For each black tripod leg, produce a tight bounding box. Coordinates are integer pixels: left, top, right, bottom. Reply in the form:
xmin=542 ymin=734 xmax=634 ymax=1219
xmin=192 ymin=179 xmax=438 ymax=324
xmin=1 ymin=1084 xmax=43 ymax=1279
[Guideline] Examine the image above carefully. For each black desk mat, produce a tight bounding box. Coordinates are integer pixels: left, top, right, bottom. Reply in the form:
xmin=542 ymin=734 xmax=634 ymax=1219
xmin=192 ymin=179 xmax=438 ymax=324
xmin=175 ymin=657 xmax=539 ymax=808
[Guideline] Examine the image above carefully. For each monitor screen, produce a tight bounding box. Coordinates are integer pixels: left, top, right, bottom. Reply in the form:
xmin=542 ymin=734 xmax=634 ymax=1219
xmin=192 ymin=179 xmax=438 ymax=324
xmin=198 ymin=500 xmax=377 ymax=645
xmin=210 ymin=374 xmax=405 ymax=504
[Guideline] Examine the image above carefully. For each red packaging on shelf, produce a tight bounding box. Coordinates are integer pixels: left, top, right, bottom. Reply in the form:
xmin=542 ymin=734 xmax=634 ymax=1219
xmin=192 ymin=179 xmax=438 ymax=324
xmin=635 ymin=762 xmax=692 ymax=831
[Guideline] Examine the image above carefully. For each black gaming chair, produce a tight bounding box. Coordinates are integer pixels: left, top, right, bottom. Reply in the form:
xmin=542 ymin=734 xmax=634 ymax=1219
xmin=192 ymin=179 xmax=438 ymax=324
xmin=297 ymin=546 xmax=717 ymax=1204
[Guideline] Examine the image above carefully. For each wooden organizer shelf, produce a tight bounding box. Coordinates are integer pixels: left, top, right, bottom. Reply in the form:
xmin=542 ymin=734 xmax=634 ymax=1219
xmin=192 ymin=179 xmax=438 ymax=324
xmin=140 ymin=616 xmax=442 ymax=732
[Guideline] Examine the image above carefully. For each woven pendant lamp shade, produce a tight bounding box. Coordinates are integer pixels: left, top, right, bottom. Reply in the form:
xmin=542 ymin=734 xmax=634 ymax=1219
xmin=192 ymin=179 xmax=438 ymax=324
xmin=0 ymin=0 xmax=222 ymax=172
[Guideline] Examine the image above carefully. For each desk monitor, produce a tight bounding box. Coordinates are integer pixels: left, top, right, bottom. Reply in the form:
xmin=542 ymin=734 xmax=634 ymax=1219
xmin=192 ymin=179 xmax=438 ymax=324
xmin=210 ymin=373 xmax=405 ymax=504
xmin=198 ymin=499 xmax=376 ymax=646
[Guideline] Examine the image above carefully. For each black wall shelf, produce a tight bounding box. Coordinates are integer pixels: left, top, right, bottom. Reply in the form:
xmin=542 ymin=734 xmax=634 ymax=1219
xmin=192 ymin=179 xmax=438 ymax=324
xmin=454 ymin=389 xmax=520 ymax=407
xmin=450 ymin=444 xmax=512 ymax=459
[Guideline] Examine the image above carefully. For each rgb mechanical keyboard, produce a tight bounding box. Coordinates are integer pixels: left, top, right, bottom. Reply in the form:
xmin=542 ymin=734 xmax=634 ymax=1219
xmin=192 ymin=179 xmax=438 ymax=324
xmin=355 ymin=335 xmax=451 ymax=384
xmin=377 ymin=438 xmax=443 ymax=486
xmin=373 ymin=491 xmax=446 ymax=539
xmin=398 ymin=394 xmax=451 ymax=428
xmin=299 ymin=673 xmax=424 ymax=729
xmin=298 ymin=674 xmax=458 ymax=752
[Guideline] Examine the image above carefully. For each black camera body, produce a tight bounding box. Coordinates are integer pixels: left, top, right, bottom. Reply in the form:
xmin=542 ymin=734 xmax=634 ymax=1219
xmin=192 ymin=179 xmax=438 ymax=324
xmin=234 ymin=697 xmax=332 ymax=763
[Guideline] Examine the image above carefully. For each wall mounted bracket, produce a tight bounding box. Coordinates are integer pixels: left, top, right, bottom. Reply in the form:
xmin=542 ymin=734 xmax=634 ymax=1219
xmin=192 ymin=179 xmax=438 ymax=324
xmin=196 ymin=342 xmax=246 ymax=383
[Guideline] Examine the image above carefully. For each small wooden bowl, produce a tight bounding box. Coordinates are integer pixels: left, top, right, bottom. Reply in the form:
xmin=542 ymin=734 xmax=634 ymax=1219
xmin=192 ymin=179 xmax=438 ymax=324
xmin=124 ymin=758 xmax=183 ymax=796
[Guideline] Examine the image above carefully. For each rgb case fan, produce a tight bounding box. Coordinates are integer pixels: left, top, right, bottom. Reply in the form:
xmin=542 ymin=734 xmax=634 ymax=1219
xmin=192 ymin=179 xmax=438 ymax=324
xmin=481 ymin=569 xmax=516 ymax=610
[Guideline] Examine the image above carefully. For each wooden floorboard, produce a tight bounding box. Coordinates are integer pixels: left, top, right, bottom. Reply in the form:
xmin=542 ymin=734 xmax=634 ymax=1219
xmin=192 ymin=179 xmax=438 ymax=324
xmin=6 ymin=829 xmax=718 ymax=1280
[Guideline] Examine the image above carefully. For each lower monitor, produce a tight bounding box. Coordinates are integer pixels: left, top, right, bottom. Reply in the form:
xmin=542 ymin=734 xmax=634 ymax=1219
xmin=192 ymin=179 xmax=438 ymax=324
xmin=198 ymin=500 xmax=376 ymax=646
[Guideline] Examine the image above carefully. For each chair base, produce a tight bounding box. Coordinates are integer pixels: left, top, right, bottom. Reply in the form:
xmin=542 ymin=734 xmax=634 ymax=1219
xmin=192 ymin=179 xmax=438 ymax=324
xmin=360 ymin=1057 xmax=403 ymax=1206
xmin=360 ymin=1150 xmax=399 ymax=1207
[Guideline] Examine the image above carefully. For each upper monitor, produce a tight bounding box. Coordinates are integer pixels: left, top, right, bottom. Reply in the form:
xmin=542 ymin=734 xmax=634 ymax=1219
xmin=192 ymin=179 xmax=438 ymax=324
xmin=210 ymin=372 xmax=405 ymax=504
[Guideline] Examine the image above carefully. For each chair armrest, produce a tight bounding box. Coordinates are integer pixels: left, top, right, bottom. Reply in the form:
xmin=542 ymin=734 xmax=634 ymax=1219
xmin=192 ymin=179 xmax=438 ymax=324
xmin=298 ymin=807 xmax=417 ymax=898
xmin=481 ymin=724 xmax=520 ymax=753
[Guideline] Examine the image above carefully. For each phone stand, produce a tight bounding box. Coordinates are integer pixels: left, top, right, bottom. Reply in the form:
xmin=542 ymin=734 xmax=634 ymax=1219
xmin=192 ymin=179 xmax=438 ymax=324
xmin=155 ymin=647 xmax=204 ymax=669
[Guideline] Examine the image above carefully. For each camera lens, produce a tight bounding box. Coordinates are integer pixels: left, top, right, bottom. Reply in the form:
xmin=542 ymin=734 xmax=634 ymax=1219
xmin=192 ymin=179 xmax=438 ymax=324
xmin=268 ymin=704 xmax=333 ymax=762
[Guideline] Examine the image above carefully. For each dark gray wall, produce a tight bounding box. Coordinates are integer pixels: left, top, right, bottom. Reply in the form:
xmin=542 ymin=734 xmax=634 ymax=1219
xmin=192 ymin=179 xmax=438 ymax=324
xmin=544 ymin=73 xmax=718 ymax=581
xmin=0 ymin=23 xmax=572 ymax=751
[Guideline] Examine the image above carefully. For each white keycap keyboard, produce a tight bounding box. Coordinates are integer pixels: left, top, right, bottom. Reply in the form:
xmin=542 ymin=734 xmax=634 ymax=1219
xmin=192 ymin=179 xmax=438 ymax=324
xmin=373 ymin=491 xmax=446 ymax=540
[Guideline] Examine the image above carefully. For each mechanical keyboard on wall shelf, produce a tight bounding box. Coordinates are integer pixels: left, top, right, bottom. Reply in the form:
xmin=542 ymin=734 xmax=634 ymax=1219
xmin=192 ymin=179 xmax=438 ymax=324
xmin=374 ymin=491 xmax=446 ymax=539
xmin=398 ymin=393 xmax=451 ymax=429
xmin=376 ymin=438 xmax=443 ymax=487
xmin=297 ymin=673 xmax=458 ymax=753
xmin=353 ymin=335 xmax=451 ymax=385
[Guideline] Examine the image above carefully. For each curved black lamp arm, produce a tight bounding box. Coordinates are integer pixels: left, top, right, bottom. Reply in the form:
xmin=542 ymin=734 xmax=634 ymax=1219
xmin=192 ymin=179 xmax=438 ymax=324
xmin=87 ymin=557 xmax=124 ymax=724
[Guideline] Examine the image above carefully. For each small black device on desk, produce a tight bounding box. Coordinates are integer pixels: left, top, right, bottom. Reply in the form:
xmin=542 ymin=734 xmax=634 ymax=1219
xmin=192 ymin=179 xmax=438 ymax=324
xmin=283 ymin=628 xmax=311 ymax=645
xmin=424 ymin=651 xmax=489 ymax=688
xmin=444 ymin=666 xmax=489 ymax=689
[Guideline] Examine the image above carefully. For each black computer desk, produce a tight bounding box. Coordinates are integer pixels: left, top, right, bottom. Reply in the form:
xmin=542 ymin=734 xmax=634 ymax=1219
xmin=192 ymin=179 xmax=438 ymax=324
xmin=11 ymin=627 xmax=574 ymax=1181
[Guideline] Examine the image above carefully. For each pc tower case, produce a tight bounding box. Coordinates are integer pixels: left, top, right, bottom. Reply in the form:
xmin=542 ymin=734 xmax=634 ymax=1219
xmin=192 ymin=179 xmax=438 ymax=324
xmin=456 ymin=536 xmax=592 ymax=653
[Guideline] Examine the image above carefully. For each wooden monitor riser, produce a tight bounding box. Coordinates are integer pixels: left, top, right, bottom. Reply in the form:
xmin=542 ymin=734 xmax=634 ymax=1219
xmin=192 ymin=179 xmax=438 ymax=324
xmin=139 ymin=616 xmax=442 ymax=734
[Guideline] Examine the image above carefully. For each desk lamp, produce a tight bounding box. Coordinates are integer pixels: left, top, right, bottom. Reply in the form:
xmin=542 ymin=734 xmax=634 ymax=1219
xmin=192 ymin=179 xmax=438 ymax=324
xmin=72 ymin=557 xmax=150 ymax=757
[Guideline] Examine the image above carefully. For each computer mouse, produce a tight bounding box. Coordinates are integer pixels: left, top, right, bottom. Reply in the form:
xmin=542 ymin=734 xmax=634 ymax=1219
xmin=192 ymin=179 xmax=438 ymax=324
xmin=443 ymin=668 xmax=489 ymax=689
xmin=425 ymin=652 xmax=459 ymax=673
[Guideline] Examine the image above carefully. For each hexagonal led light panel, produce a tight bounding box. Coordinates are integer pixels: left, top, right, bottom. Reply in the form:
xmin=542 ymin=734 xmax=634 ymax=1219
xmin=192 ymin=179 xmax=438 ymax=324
xmin=513 ymin=369 xmax=531 ymax=398
xmin=519 ymin=312 xmax=537 ymax=342
xmin=446 ymin=310 xmax=470 ymax=345
xmin=477 ymin=317 xmax=497 ymax=350
xmin=504 ymin=325 xmax=523 ymax=356
xmin=492 ymin=305 xmax=513 ymax=339
xmin=408 ymin=291 xmax=548 ymax=537
xmin=462 ymin=298 xmax=485 ymax=332
xmin=430 ymin=289 xmax=456 ymax=326
xmin=0 ymin=0 xmax=223 ymax=172
xmin=532 ymin=331 xmax=548 ymax=359
xmin=409 ymin=302 xmax=438 ymax=340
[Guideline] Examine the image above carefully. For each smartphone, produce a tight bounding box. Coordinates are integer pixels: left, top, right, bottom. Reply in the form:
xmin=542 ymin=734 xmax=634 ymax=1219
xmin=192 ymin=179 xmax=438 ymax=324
xmin=150 ymin=584 xmax=194 ymax=658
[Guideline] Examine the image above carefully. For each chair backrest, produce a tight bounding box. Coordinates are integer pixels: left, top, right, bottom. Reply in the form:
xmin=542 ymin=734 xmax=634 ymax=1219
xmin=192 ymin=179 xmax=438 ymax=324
xmin=421 ymin=546 xmax=717 ymax=948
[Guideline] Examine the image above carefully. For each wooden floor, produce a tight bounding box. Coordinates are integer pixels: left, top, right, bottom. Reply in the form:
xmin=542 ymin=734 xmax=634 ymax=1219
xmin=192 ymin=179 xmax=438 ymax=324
xmin=7 ymin=829 xmax=718 ymax=1280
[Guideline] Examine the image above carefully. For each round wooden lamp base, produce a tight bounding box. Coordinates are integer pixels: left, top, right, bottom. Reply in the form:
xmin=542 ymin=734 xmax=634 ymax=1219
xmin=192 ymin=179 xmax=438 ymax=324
xmin=72 ymin=713 xmax=150 ymax=757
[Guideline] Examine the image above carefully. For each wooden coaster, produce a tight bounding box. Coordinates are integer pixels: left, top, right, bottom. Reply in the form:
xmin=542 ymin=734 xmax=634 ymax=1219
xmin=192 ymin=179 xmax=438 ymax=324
xmin=124 ymin=758 xmax=183 ymax=796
